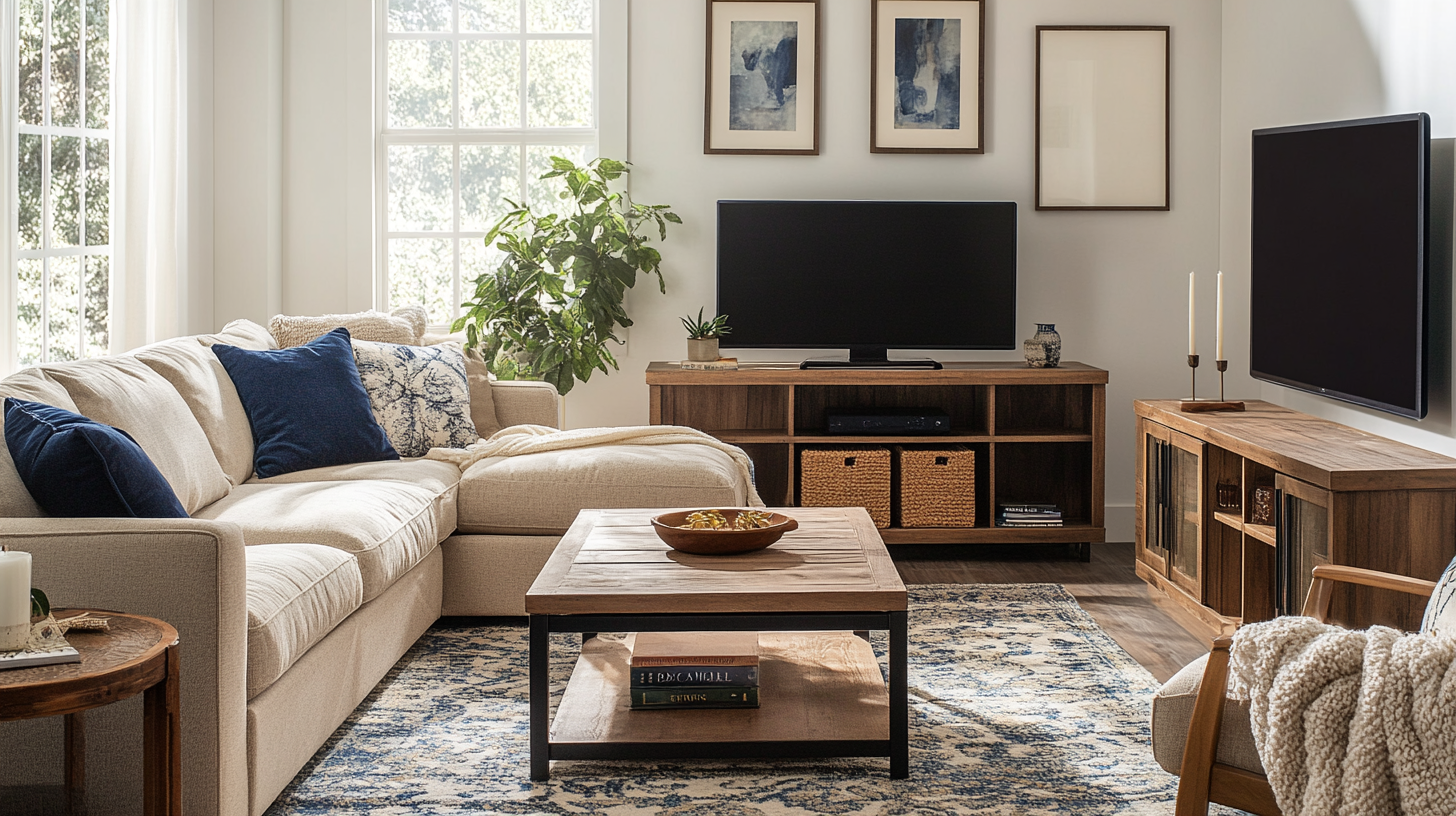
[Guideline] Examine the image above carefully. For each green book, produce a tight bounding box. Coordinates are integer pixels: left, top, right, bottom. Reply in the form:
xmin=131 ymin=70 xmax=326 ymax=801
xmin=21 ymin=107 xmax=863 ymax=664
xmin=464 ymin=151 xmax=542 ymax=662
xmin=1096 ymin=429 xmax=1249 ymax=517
xmin=630 ymin=686 xmax=760 ymax=709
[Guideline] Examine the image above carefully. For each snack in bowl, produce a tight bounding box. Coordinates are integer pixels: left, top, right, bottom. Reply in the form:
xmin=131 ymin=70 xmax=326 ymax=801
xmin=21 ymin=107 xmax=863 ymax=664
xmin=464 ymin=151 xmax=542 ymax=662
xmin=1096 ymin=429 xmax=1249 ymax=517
xmin=651 ymin=509 xmax=799 ymax=555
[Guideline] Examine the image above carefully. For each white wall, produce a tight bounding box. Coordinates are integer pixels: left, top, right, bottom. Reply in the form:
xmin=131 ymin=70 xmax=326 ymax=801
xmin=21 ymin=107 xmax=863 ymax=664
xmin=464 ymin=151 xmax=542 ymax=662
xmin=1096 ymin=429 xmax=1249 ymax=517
xmin=568 ymin=0 xmax=1226 ymax=540
xmin=1221 ymin=0 xmax=1456 ymax=454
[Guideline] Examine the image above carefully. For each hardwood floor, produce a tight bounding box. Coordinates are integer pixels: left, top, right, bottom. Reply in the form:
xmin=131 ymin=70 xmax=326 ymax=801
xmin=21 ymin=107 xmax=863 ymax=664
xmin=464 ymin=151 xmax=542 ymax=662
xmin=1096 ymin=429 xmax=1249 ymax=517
xmin=891 ymin=541 xmax=1212 ymax=683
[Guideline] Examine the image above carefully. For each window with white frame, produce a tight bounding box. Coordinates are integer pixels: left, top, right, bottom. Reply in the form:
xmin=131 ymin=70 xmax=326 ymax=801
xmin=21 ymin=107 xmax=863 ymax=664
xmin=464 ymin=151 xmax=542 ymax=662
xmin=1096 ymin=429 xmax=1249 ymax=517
xmin=13 ymin=0 xmax=112 ymax=366
xmin=379 ymin=0 xmax=597 ymax=325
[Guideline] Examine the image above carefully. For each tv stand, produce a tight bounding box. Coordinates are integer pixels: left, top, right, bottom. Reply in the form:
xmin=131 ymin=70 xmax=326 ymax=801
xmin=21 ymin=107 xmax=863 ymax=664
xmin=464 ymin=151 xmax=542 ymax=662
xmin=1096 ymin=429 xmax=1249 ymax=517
xmin=800 ymin=346 xmax=943 ymax=370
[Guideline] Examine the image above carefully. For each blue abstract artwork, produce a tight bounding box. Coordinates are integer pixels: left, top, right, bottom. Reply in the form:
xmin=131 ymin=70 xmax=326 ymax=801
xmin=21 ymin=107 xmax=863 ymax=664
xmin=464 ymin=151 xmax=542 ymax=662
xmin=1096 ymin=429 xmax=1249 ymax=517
xmin=894 ymin=18 xmax=961 ymax=130
xmin=729 ymin=21 xmax=798 ymax=131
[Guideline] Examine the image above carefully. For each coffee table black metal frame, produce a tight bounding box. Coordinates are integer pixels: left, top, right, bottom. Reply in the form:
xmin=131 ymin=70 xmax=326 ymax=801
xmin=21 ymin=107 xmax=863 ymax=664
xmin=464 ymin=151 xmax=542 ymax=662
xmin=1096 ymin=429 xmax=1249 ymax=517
xmin=529 ymin=609 xmax=910 ymax=780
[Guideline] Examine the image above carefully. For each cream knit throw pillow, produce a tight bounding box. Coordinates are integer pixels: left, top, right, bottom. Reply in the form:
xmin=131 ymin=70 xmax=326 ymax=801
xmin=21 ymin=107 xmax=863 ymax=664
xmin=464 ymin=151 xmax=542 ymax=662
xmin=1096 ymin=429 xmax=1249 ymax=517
xmin=269 ymin=308 xmax=423 ymax=349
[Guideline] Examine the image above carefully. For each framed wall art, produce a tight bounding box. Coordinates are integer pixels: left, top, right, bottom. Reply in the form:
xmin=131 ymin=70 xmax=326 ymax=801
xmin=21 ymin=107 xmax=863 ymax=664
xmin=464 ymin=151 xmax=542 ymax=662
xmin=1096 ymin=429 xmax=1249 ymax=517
xmin=704 ymin=0 xmax=821 ymax=155
xmin=1035 ymin=26 xmax=1171 ymax=210
xmin=871 ymin=0 xmax=985 ymax=154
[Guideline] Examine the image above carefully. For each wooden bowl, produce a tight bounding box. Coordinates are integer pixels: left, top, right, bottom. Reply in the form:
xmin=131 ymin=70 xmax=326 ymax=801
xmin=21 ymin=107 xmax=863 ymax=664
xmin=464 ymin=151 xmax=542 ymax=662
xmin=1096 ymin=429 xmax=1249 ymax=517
xmin=650 ymin=509 xmax=799 ymax=556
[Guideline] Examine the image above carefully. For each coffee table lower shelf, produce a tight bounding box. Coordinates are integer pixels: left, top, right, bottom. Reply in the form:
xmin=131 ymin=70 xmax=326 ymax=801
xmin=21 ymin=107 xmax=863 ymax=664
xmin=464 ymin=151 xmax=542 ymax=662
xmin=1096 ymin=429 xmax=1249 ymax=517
xmin=530 ymin=615 xmax=908 ymax=780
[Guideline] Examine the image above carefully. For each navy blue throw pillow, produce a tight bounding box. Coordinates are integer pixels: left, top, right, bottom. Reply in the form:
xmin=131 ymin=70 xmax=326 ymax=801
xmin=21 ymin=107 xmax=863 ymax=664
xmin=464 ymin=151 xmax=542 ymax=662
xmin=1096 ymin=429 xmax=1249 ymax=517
xmin=4 ymin=398 xmax=189 ymax=518
xmin=212 ymin=327 xmax=398 ymax=478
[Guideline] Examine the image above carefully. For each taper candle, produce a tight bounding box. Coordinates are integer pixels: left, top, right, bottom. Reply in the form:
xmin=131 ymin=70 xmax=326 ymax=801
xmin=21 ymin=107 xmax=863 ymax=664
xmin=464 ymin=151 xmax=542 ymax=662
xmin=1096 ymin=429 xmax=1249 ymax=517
xmin=1216 ymin=271 xmax=1225 ymax=360
xmin=1188 ymin=272 xmax=1196 ymax=356
xmin=0 ymin=549 xmax=31 ymax=651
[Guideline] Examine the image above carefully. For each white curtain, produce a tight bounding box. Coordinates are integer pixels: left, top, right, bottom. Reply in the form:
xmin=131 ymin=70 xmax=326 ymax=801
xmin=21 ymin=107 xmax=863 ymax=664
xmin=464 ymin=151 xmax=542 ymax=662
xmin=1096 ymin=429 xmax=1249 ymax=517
xmin=114 ymin=0 xmax=187 ymax=351
xmin=0 ymin=1 xmax=17 ymax=371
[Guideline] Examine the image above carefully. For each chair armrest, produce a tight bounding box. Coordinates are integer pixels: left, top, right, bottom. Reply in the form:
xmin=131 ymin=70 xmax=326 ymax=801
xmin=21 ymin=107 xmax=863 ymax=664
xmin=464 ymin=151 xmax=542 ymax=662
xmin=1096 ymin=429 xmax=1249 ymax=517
xmin=1300 ymin=564 xmax=1439 ymax=621
xmin=0 ymin=518 xmax=250 ymax=816
xmin=1175 ymin=635 xmax=1234 ymax=816
xmin=491 ymin=379 xmax=561 ymax=429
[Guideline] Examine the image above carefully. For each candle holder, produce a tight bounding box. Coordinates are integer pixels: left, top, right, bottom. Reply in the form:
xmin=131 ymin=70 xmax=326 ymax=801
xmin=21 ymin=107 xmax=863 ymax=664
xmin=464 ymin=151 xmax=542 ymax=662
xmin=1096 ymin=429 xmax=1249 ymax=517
xmin=1180 ymin=357 xmax=1246 ymax=413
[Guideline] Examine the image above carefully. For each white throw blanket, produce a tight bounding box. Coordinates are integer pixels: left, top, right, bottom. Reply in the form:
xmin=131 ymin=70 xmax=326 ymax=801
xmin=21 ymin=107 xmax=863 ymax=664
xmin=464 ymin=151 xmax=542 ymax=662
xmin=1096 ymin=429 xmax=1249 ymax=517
xmin=426 ymin=424 xmax=764 ymax=507
xmin=1227 ymin=616 xmax=1456 ymax=816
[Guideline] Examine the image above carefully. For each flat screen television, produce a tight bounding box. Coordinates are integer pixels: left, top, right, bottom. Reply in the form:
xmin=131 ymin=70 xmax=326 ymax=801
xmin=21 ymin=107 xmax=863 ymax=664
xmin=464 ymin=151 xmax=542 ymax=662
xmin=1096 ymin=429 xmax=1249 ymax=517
xmin=716 ymin=200 xmax=1017 ymax=367
xmin=1250 ymin=113 xmax=1430 ymax=419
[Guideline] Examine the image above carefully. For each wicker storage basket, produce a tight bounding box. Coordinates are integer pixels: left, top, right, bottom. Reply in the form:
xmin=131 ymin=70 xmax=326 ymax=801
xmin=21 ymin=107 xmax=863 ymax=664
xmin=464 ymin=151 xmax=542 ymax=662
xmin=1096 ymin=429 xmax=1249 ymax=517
xmin=798 ymin=446 xmax=892 ymax=528
xmin=894 ymin=445 xmax=976 ymax=528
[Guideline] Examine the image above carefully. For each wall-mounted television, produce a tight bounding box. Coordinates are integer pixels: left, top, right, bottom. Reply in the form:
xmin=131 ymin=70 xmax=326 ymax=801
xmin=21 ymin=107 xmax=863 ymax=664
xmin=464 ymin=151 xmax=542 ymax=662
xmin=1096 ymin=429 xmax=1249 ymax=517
xmin=1250 ymin=113 xmax=1431 ymax=419
xmin=716 ymin=200 xmax=1017 ymax=368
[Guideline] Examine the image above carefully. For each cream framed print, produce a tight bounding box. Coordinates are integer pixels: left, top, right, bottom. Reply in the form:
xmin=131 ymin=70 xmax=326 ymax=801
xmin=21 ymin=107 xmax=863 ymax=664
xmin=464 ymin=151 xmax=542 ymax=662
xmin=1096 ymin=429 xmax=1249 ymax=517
xmin=1035 ymin=26 xmax=1170 ymax=210
xmin=705 ymin=0 xmax=820 ymax=155
xmin=871 ymin=0 xmax=985 ymax=154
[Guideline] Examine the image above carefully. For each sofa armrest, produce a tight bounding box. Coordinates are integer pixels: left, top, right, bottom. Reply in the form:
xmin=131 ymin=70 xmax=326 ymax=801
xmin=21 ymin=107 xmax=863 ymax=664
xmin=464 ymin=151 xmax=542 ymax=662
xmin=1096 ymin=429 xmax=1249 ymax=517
xmin=0 ymin=518 xmax=250 ymax=816
xmin=491 ymin=379 xmax=561 ymax=429
xmin=1175 ymin=635 xmax=1235 ymax=815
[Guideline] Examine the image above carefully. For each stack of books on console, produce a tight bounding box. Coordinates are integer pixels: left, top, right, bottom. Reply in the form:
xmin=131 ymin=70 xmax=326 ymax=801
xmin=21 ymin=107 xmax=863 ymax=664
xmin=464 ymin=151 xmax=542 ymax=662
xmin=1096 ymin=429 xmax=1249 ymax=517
xmin=997 ymin=503 xmax=1063 ymax=527
xmin=629 ymin=631 xmax=760 ymax=709
xmin=678 ymin=357 xmax=739 ymax=371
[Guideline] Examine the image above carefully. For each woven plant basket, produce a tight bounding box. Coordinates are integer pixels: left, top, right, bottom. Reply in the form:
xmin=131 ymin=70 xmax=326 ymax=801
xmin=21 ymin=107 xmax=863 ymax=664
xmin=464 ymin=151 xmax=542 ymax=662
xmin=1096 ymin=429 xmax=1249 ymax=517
xmin=798 ymin=446 xmax=892 ymax=528
xmin=895 ymin=446 xmax=976 ymax=528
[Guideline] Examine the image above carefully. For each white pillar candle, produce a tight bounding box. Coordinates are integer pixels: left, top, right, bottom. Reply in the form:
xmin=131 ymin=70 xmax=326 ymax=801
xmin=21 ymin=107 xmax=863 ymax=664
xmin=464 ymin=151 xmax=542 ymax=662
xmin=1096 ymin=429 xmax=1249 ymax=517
xmin=0 ymin=549 xmax=32 ymax=651
xmin=1188 ymin=272 xmax=1196 ymax=356
xmin=1216 ymin=271 xmax=1225 ymax=361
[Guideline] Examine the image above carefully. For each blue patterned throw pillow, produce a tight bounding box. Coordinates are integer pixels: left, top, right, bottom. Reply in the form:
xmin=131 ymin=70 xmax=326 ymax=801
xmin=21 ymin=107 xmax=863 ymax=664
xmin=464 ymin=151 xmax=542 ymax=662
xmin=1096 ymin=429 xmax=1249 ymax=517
xmin=1422 ymin=555 xmax=1456 ymax=637
xmin=351 ymin=340 xmax=479 ymax=457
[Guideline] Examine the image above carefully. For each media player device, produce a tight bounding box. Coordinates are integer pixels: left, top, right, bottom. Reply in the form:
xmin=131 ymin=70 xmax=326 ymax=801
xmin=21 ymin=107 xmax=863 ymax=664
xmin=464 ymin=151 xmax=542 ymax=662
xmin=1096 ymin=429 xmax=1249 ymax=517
xmin=826 ymin=407 xmax=951 ymax=435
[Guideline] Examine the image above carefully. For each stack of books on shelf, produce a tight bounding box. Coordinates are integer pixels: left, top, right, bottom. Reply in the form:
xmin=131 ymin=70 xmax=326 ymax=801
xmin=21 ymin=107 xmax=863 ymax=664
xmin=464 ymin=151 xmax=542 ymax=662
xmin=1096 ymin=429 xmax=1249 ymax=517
xmin=678 ymin=358 xmax=739 ymax=371
xmin=629 ymin=631 xmax=760 ymax=709
xmin=997 ymin=503 xmax=1063 ymax=527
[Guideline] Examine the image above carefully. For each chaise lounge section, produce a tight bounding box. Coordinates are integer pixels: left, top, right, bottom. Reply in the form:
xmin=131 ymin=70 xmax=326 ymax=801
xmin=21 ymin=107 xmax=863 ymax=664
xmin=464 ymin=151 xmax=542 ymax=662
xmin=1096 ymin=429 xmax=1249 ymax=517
xmin=0 ymin=319 xmax=751 ymax=816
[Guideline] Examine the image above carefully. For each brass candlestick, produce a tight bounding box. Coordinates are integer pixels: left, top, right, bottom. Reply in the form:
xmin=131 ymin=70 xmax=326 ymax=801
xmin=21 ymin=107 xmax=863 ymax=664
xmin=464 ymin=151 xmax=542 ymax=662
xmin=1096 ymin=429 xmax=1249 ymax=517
xmin=1188 ymin=354 xmax=1199 ymax=402
xmin=1217 ymin=359 xmax=1228 ymax=401
xmin=1180 ymin=357 xmax=1246 ymax=413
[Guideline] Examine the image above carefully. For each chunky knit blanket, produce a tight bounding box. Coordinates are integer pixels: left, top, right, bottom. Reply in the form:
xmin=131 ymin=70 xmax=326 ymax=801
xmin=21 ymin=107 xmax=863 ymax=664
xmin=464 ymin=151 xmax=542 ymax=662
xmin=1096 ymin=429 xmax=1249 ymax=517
xmin=1227 ymin=616 xmax=1456 ymax=816
xmin=426 ymin=424 xmax=764 ymax=507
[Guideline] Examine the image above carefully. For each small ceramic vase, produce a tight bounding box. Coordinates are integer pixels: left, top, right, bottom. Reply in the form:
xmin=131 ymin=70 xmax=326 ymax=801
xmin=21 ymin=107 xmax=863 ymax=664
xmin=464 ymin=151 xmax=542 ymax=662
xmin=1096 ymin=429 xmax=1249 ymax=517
xmin=687 ymin=337 xmax=720 ymax=362
xmin=1024 ymin=323 xmax=1062 ymax=368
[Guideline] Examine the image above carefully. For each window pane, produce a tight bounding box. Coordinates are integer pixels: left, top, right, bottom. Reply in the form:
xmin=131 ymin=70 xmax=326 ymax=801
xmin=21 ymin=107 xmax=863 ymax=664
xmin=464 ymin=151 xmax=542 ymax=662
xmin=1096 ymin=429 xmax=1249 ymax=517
xmin=19 ymin=134 xmax=43 ymax=250
xmin=461 ymin=0 xmax=518 ymax=32
xmin=19 ymin=0 xmax=44 ymax=125
xmin=389 ymin=239 xmax=455 ymax=322
xmin=51 ymin=136 xmax=82 ymax=247
xmin=47 ymin=256 xmax=81 ymax=362
xmin=527 ymin=40 xmax=592 ymax=127
xmin=50 ymin=0 xmax=82 ymax=127
xmin=388 ymin=40 xmax=453 ymax=128
xmin=526 ymin=144 xmax=589 ymax=216
xmin=459 ymin=40 xmax=521 ymax=128
xmin=86 ymin=138 xmax=109 ymax=245
xmin=17 ymin=260 xmax=44 ymax=366
xmin=85 ymin=0 xmax=111 ymax=128
xmin=529 ymin=0 xmax=592 ymax=33
xmin=460 ymin=145 xmax=521 ymax=232
xmin=460 ymin=235 xmax=504 ymax=290
xmin=388 ymin=0 xmax=452 ymax=32
xmin=388 ymin=145 xmax=454 ymax=232
xmin=85 ymin=255 xmax=110 ymax=357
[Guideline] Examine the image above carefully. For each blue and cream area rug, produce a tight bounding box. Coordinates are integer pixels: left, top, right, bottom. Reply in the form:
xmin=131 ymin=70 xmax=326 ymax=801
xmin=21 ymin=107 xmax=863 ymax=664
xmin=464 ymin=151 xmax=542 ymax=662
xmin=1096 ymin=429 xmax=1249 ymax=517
xmin=266 ymin=584 xmax=1208 ymax=815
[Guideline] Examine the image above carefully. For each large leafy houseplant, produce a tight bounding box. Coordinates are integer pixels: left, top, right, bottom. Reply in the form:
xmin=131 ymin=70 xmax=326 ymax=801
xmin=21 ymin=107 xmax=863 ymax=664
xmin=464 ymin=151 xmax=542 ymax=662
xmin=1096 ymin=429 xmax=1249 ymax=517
xmin=452 ymin=157 xmax=680 ymax=395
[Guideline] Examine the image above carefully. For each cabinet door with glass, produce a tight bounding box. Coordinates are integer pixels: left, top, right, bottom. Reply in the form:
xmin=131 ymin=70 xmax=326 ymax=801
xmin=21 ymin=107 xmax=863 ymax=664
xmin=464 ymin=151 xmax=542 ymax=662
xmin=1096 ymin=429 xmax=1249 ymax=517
xmin=1275 ymin=474 xmax=1331 ymax=615
xmin=1138 ymin=420 xmax=1205 ymax=600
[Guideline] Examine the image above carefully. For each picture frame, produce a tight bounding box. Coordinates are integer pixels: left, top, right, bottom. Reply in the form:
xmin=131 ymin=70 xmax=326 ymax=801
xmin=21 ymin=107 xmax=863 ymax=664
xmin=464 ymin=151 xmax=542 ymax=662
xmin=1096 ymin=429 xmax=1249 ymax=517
xmin=871 ymin=0 xmax=985 ymax=154
xmin=704 ymin=0 xmax=821 ymax=155
xmin=1035 ymin=26 xmax=1170 ymax=210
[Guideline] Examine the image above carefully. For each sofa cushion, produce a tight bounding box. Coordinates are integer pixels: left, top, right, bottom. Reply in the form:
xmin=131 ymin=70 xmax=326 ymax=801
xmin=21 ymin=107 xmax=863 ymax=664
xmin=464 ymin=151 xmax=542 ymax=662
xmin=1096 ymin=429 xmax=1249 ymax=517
xmin=208 ymin=318 xmax=278 ymax=351
xmin=1422 ymin=555 xmax=1456 ymax=637
xmin=1150 ymin=652 xmax=1264 ymax=776
xmin=351 ymin=339 xmax=478 ymax=457
xmin=462 ymin=348 xmax=501 ymax=437
xmin=4 ymin=398 xmax=189 ymax=518
xmin=246 ymin=457 xmax=461 ymax=495
xmin=41 ymin=356 xmax=232 ymax=514
xmin=456 ymin=443 xmax=746 ymax=534
xmin=244 ymin=543 xmax=363 ymax=698
xmin=0 ymin=370 xmax=79 ymax=517
xmin=212 ymin=328 xmax=399 ymax=479
xmin=136 ymin=337 xmax=256 ymax=487
xmin=195 ymin=479 xmax=450 ymax=601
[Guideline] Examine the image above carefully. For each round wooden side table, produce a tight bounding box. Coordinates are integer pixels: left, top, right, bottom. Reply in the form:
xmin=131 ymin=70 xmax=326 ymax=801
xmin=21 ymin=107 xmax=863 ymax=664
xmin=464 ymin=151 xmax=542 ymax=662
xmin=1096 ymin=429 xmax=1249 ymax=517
xmin=0 ymin=610 xmax=180 ymax=816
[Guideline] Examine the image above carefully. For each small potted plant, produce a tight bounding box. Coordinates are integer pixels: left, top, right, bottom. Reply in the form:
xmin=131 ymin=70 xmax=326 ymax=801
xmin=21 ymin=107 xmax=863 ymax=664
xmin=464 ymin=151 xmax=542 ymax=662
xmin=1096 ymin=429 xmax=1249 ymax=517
xmin=682 ymin=308 xmax=731 ymax=362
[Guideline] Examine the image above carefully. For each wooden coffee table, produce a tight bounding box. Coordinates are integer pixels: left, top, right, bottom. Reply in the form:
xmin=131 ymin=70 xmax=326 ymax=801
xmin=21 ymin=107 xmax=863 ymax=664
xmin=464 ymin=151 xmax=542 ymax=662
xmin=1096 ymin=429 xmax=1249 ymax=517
xmin=525 ymin=507 xmax=909 ymax=780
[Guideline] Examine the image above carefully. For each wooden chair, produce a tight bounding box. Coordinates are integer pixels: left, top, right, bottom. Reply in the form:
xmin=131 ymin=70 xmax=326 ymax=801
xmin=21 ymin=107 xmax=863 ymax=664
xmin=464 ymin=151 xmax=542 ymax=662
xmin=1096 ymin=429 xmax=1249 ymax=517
xmin=1173 ymin=564 xmax=1439 ymax=816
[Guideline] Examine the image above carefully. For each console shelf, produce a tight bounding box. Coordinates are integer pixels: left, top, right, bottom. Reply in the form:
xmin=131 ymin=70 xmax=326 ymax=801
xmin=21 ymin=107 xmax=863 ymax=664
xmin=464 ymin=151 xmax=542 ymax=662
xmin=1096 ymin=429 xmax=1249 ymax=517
xmin=647 ymin=361 xmax=1108 ymax=551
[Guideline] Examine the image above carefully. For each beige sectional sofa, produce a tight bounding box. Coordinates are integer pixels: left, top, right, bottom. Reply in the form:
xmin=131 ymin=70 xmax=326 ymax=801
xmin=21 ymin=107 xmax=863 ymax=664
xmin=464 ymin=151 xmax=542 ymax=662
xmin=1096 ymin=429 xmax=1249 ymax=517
xmin=0 ymin=320 xmax=750 ymax=816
